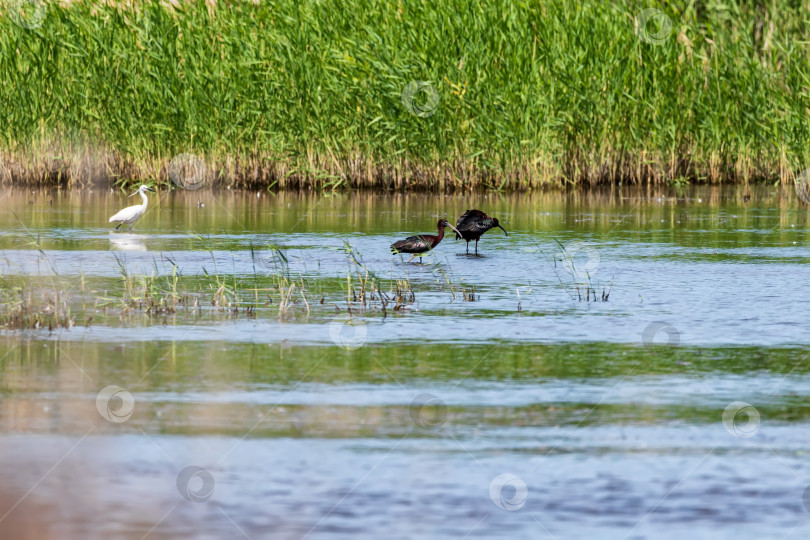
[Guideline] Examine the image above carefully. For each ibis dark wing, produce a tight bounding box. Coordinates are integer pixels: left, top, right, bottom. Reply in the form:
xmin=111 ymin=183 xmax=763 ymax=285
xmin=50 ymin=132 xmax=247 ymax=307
xmin=455 ymin=209 xmax=492 ymax=240
xmin=456 ymin=209 xmax=487 ymax=229
xmin=390 ymin=235 xmax=432 ymax=255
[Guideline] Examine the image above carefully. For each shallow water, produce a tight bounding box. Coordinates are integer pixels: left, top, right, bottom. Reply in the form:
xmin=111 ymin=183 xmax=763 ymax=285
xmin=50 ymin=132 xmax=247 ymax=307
xmin=2 ymin=185 xmax=810 ymax=539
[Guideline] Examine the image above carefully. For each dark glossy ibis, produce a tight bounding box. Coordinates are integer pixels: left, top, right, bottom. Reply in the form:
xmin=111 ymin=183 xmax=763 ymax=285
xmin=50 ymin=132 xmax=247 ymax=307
xmin=454 ymin=209 xmax=508 ymax=254
xmin=390 ymin=219 xmax=462 ymax=263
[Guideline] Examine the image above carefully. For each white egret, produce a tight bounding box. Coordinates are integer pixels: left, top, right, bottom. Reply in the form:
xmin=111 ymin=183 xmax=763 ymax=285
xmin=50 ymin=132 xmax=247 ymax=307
xmin=109 ymin=185 xmax=156 ymax=230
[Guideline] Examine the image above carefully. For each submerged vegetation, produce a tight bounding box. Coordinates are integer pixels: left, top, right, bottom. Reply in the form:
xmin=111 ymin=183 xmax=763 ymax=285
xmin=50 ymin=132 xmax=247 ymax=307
xmin=1 ymin=0 xmax=809 ymax=189
xmin=0 ymin=240 xmax=426 ymax=330
xmin=0 ymin=231 xmax=603 ymax=331
xmin=552 ymin=240 xmax=613 ymax=302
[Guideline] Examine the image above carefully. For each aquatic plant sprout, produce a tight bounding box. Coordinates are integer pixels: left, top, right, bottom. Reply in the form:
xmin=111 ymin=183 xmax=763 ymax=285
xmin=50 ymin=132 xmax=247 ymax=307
xmin=558 ymin=240 xmax=600 ymax=281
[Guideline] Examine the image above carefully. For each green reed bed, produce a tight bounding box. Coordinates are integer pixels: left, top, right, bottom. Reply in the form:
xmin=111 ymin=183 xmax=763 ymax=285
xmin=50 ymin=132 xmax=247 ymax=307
xmin=1 ymin=0 xmax=808 ymax=189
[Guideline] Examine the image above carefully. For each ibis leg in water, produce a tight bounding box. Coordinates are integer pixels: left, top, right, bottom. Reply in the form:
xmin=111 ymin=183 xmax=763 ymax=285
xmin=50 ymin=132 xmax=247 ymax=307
xmin=390 ymin=219 xmax=462 ymax=264
xmin=454 ymin=209 xmax=508 ymax=254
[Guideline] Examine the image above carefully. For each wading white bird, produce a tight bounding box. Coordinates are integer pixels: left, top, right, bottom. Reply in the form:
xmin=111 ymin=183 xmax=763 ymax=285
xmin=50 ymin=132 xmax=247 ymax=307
xmin=109 ymin=185 xmax=156 ymax=230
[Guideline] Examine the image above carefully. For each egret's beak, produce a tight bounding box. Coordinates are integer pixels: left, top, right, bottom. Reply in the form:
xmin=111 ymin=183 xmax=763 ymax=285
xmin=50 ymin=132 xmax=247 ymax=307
xmin=129 ymin=187 xmax=156 ymax=197
xmin=498 ymin=224 xmax=508 ymax=236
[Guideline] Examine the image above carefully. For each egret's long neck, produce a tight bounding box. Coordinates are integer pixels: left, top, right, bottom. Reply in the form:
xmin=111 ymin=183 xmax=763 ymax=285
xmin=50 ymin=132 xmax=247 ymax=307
xmin=139 ymin=190 xmax=149 ymax=209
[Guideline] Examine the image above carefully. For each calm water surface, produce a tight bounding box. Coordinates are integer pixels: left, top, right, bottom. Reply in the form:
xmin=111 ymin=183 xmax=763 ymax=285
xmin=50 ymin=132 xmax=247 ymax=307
xmin=1 ymin=186 xmax=810 ymax=539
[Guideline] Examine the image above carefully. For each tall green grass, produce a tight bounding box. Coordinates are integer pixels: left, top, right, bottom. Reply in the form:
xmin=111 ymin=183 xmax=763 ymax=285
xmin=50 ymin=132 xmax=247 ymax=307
xmin=1 ymin=0 xmax=809 ymax=189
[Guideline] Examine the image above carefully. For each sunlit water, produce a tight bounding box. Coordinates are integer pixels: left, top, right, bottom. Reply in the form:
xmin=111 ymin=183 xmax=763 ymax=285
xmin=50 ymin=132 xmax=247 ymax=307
xmin=2 ymin=186 xmax=810 ymax=539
